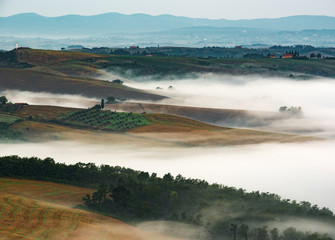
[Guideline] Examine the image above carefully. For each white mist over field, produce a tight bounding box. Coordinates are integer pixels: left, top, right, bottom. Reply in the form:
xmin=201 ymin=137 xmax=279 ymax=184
xmin=126 ymin=75 xmax=335 ymax=138
xmin=1 ymin=140 xmax=335 ymax=213
xmin=1 ymin=75 xmax=335 ymax=215
xmin=0 ymin=90 xmax=99 ymax=108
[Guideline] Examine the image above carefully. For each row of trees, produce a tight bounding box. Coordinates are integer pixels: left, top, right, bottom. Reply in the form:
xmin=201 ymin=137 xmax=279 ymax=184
xmin=229 ymin=224 xmax=332 ymax=240
xmin=279 ymin=106 xmax=303 ymax=117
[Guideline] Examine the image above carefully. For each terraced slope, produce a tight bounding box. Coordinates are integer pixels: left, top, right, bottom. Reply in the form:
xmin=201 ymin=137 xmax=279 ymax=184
xmin=0 ymin=178 xmax=179 ymax=240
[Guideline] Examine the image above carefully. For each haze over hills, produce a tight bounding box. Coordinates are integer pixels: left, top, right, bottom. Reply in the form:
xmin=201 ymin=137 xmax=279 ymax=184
xmin=1 ymin=13 xmax=335 ymax=36
xmin=1 ymin=13 xmax=335 ymax=49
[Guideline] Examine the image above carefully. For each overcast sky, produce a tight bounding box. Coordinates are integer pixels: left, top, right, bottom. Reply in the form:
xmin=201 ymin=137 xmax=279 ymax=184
xmin=0 ymin=0 xmax=334 ymax=19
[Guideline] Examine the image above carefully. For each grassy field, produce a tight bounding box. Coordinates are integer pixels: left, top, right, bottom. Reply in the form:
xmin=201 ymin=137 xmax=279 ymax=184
xmin=0 ymin=178 xmax=179 ymax=240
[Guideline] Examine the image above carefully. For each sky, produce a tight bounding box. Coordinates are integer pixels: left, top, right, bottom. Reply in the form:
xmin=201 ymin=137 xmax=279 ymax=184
xmin=0 ymin=0 xmax=334 ymax=19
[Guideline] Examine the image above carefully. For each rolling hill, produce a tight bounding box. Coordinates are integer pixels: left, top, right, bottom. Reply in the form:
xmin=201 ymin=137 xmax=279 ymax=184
xmin=0 ymin=178 xmax=179 ymax=240
xmin=105 ymin=102 xmax=282 ymax=128
xmin=0 ymin=68 xmax=166 ymax=101
xmin=0 ymin=157 xmax=334 ymax=240
xmin=0 ymin=104 xmax=317 ymax=147
xmin=2 ymin=48 xmax=335 ymax=80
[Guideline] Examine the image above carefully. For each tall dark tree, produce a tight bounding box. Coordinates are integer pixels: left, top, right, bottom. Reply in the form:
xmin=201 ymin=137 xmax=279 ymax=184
xmin=230 ymin=223 xmax=238 ymax=240
xmin=101 ymin=99 xmax=105 ymax=109
xmin=239 ymin=224 xmax=249 ymax=240
xmin=255 ymin=226 xmax=269 ymax=240
xmin=270 ymin=228 xmax=279 ymax=240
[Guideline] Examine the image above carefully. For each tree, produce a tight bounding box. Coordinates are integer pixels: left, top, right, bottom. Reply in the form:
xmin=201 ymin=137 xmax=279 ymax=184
xmin=310 ymin=53 xmax=316 ymax=58
xmin=106 ymin=96 xmax=116 ymax=104
xmin=281 ymin=227 xmax=304 ymax=240
xmin=101 ymin=99 xmax=105 ymax=109
xmin=270 ymin=228 xmax=279 ymax=240
xmin=279 ymin=106 xmax=287 ymax=112
xmin=239 ymin=224 xmax=249 ymax=240
xmin=255 ymin=226 xmax=269 ymax=240
xmin=112 ymin=79 xmax=123 ymax=84
xmin=0 ymin=96 xmax=8 ymax=105
xmin=230 ymin=223 xmax=238 ymax=240
xmin=110 ymin=185 xmax=130 ymax=211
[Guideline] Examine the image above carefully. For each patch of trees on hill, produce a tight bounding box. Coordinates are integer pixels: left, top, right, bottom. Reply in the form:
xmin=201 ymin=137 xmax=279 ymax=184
xmin=0 ymin=155 xmax=334 ymax=240
xmin=56 ymin=107 xmax=149 ymax=131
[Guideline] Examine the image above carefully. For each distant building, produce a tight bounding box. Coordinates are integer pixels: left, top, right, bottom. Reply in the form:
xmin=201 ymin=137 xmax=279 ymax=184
xmin=270 ymin=55 xmax=276 ymax=59
xmin=130 ymin=46 xmax=139 ymax=49
xmin=282 ymin=54 xmax=293 ymax=59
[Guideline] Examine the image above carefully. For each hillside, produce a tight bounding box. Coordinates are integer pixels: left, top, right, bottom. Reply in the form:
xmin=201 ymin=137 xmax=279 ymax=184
xmin=0 ymin=178 xmax=179 ymax=240
xmin=43 ymin=52 xmax=335 ymax=78
xmin=105 ymin=102 xmax=282 ymax=128
xmin=0 ymin=104 xmax=317 ymax=146
xmin=0 ymin=157 xmax=334 ymax=240
xmin=96 ymin=55 xmax=335 ymax=78
xmin=0 ymin=68 xmax=166 ymax=101
xmin=2 ymin=48 xmax=335 ymax=78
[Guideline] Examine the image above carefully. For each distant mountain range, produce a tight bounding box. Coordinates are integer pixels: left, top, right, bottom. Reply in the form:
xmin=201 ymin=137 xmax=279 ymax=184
xmin=1 ymin=13 xmax=335 ymax=37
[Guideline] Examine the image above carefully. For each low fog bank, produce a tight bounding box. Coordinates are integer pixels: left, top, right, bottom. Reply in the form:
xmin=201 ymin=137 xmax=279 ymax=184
xmin=1 ymin=140 xmax=334 ymax=213
xmin=266 ymin=218 xmax=335 ymax=236
xmin=121 ymin=74 xmax=335 ymax=138
xmin=136 ymin=221 xmax=208 ymax=239
xmin=0 ymin=90 xmax=99 ymax=109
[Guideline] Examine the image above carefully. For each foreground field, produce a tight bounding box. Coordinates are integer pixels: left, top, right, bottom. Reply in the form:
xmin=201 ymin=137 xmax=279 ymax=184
xmin=0 ymin=178 xmax=179 ymax=240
